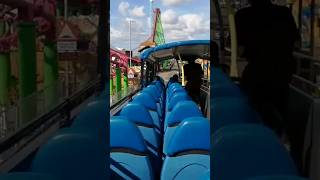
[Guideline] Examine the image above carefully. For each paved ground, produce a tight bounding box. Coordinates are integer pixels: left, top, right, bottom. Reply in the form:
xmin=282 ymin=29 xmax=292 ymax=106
xmin=157 ymin=70 xmax=179 ymax=85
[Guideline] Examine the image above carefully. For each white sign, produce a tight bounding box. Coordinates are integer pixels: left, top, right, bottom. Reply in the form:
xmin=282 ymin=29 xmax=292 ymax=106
xmin=128 ymin=68 xmax=135 ymax=79
xmin=128 ymin=74 xmax=134 ymax=78
xmin=57 ymin=41 xmax=77 ymax=53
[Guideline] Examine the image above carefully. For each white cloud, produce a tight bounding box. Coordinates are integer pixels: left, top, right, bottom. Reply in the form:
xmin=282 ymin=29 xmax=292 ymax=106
xmin=110 ymin=27 xmax=125 ymax=40
xmin=130 ymin=6 xmax=146 ymax=17
xmin=162 ymin=13 xmax=209 ymax=41
xmin=161 ymin=0 xmax=193 ymax=6
xmin=110 ymin=18 xmax=150 ymax=50
xmin=161 ymin=9 xmax=178 ymax=24
xmin=118 ymin=2 xmax=130 ymax=16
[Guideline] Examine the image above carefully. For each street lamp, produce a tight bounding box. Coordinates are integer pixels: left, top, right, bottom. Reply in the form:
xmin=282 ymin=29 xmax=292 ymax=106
xmin=127 ymin=19 xmax=135 ymax=67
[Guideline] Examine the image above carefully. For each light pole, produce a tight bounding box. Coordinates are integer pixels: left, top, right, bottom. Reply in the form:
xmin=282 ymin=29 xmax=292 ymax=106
xmin=150 ymin=0 xmax=154 ymax=35
xmin=127 ymin=19 xmax=135 ymax=67
xmin=129 ymin=19 xmax=132 ymax=67
xmin=64 ymin=0 xmax=69 ymax=96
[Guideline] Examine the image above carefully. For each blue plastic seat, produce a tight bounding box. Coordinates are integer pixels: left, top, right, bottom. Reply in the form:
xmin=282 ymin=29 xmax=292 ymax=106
xmin=151 ymin=80 xmax=164 ymax=92
xmin=0 ymin=173 xmax=58 ymax=180
xmin=142 ymin=87 xmax=164 ymax=114
xmin=161 ymin=119 xmax=210 ymax=180
xmin=110 ymin=118 xmax=154 ymax=180
xmin=200 ymin=170 xmax=210 ymax=180
xmin=166 ymin=92 xmax=191 ymax=112
xmin=245 ymin=175 xmax=308 ymax=180
xmin=145 ymin=85 xmax=161 ymax=99
xmin=167 ymin=87 xmax=186 ymax=103
xmin=30 ymin=129 xmax=106 ymax=180
xmin=163 ymin=117 xmax=208 ymax=156
xmin=167 ymin=83 xmax=182 ymax=91
xmin=163 ymin=101 xmax=203 ymax=155
xmin=212 ymin=124 xmax=298 ymax=180
xmin=119 ymin=104 xmax=161 ymax=150
xmin=164 ymin=101 xmax=203 ymax=131
xmin=71 ymin=100 xmax=107 ymax=130
xmin=132 ymin=92 xmax=163 ymax=123
xmin=212 ymin=97 xmax=261 ymax=132
xmin=152 ymin=82 xmax=165 ymax=100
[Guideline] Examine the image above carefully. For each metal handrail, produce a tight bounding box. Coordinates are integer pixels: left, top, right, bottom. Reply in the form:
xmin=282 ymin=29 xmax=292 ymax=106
xmin=0 ymin=78 xmax=100 ymax=157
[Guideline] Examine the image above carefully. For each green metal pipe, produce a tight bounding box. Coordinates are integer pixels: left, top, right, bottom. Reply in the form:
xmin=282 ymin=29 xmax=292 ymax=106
xmin=44 ymin=39 xmax=58 ymax=108
xmin=18 ymin=22 xmax=37 ymax=125
xmin=123 ymin=73 xmax=128 ymax=95
xmin=115 ymin=67 xmax=121 ymax=93
xmin=0 ymin=53 xmax=10 ymax=106
xmin=0 ymin=21 xmax=10 ymax=106
xmin=110 ymin=77 xmax=113 ymax=95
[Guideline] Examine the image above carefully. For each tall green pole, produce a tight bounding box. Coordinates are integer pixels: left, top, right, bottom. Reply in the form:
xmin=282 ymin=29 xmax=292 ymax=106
xmin=18 ymin=22 xmax=37 ymax=125
xmin=44 ymin=40 xmax=58 ymax=109
xmin=115 ymin=67 xmax=121 ymax=93
xmin=110 ymin=77 xmax=113 ymax=95
xmin=123 ymin=71 xmax=128 ymax=95
xmin=0 ymin=53 xmax=10 ymax=106
xmin=0 ymin=21 xmax=10 ymax=106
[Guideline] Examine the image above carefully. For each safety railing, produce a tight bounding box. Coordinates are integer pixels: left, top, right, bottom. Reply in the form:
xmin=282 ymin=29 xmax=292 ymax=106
xmin=110 ymin=84 xmax=140 ymax=107
xmin=0 ymin=77 xmax=101 ymax=172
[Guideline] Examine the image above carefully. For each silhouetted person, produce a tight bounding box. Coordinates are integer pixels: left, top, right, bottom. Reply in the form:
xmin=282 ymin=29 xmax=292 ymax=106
xmin=235 ymin=0 xmax=299 ymax=135
xmin=167 ymin=74 xmax=179 ymax=87
xmin=184 ymin=60 xmax=203 ymax=103
xmin=212 ymin=41 xmax=220 ymax=67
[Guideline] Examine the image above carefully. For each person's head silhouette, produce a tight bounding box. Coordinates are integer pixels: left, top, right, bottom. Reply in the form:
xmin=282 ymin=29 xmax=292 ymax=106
xmin=172 ymin=74 xmax=178 ymax=81
xmin=249 ymin=0 xmax=271 ymax=7
xmin=189 ymin=60 xmax=195 ymax=64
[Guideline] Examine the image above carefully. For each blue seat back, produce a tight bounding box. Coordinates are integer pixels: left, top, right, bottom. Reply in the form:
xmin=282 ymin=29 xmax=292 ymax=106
xmin=165 ymin=101 xmax=203 ymax=129
xmin=110 ymin=118 xmax=147 ymax=152
xmin=132 ymin=93 xmax=157 ymax=111
xmin=31 ymin=129 xmax=106 ymax=180
xmin=120 ymin=103 xmax=156 ymax=128
xmin=167 ymin=88 xmax=186 ymax=102
xmin=167 ymin=118 xmax=210 ymax=156
xmin=212 ymin=124 xmax=298 ymax=180
xmin=163 ymin=117 xmax=208 ymax=155
xmin=161 ymin=118 xmax=210 ymax=180
xmin=145 ymin=85 xmax=161 ymax=98
xmin=0 ymin=173 xmax=58 ymax=180
xmin=110 ymin=118 xmax=154 ymax=180
xmin=212 ymin=97 xmax=261 ymax=131
xmin=245 ymin=175 xmax=308 ymax=180
xmin=71 ymin=100 xmax=107 ymax=130
xmin=200 ymin=170 xmax=210 ymax=180
xmin=167 ymin=93 xmax=191 ymax=111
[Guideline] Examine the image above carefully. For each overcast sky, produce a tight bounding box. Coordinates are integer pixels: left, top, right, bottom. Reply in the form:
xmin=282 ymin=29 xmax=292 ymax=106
xmin=110 ymin=0 xmax=210 ymax=52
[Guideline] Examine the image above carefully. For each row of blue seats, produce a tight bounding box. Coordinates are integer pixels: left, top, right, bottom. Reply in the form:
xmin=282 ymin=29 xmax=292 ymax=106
xmin=0 ymin=91 xmax=108 ymax=179
xmin=111 ymin=79 xmax=210 ymax=179
xmin=211 ymin=67 xmax=307 ymax=180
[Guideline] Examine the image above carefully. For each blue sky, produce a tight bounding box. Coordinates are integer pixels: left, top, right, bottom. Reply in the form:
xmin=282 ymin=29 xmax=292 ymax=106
xmin=110 ymin=0 xmax=210 ymax=52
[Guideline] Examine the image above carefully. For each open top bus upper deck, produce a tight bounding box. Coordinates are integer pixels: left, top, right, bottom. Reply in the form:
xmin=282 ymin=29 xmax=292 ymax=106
xmin=139 ymin=40 xmax=210 ymax=63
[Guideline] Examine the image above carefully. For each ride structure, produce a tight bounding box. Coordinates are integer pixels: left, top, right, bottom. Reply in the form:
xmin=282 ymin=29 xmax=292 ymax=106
xmin=138 ymin=7 xmax=169 ymax=69
xmin=110 ymin=48 xmax=140 ymax=96
xmin=0 ymin=0 xmax=58 ymax=125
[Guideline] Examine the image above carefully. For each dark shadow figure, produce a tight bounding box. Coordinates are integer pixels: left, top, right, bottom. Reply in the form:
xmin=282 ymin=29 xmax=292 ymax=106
xmin=168 ymin=74 xmax=179 ymax=87
xmin=184 ymin=60 xmax=204 ymax=103
xmin=235 ymin=0 xmax=302 ymax=172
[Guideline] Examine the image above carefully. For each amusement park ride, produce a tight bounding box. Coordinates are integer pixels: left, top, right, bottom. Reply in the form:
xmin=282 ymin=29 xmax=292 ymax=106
xmin=0 ymin=0 xmax=59 ymax=127
xmin=110 ymin=5 xmax=167 ymax=96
